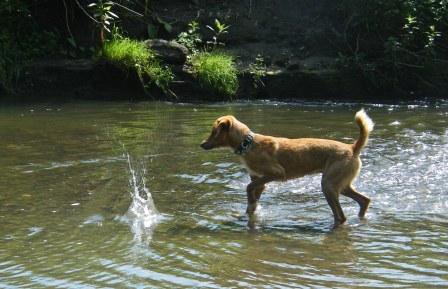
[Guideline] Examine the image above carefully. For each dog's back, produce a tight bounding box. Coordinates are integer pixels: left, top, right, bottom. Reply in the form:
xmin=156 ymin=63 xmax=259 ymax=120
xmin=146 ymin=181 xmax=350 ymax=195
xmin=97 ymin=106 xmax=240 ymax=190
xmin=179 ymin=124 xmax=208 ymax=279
xmin=275 ymin=137 xmax=354 ymax=179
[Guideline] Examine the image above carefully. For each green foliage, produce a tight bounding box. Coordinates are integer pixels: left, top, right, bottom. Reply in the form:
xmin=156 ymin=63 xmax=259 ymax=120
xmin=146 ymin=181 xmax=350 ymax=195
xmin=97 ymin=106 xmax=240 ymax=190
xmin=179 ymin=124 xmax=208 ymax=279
xmin=177 ymin=20 xmax=202 ymax=54
xmin=88 ymin=1 xmax=119 ymax=43
xmin=101 ymin=38 xmax=152 ymax=68
xmin=178 ymin=19 xmax=236 ymax=97
xmin=248 ymin=54 xmax=267 ymax=89
xmin=191 ymin=51 xmax=238 ymax=97
xmin=177 ymin=19 xmax=230 ymax=54
xmin=101 ymin=38 xmax=173 ymax=94
xmin=334 ymin=0 xmax=448 ymax=93
xmin=206 ymin=19 xmax=230 ymax=48
xmin=338 ymin=0 xmax=448 ymax=55
xmin=0 ymin=1 xmax=58 ymax=94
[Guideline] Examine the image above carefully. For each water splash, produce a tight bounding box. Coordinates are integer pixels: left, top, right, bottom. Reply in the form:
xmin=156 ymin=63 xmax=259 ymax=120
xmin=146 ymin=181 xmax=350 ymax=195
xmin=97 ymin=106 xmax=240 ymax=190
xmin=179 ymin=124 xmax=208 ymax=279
xmin=121 ymin=153 xmax=160 ymax=243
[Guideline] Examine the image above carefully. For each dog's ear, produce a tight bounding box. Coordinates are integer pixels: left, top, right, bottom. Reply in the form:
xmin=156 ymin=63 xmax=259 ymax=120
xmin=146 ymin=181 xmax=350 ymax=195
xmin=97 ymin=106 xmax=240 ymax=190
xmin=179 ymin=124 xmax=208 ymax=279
xmin=218 ymin=117 xmax=232 ymax=132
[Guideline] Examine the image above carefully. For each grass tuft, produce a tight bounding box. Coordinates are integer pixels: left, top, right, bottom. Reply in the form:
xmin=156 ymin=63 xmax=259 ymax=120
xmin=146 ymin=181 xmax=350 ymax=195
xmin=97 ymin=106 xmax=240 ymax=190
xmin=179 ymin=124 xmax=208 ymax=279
xmin=191 ymin=51 xmax=238 ymax=97
xmin=100 ymin=38 xmax=173 ymax=94
xmin=102 ymin=38 xmax=151 ymax=68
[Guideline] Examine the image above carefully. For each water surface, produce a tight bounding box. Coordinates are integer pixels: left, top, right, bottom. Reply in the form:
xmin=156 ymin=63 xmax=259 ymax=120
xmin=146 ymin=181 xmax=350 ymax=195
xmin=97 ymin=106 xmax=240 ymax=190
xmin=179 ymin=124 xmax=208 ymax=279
xmin=1 ymin=101 xmax=447 ymax=288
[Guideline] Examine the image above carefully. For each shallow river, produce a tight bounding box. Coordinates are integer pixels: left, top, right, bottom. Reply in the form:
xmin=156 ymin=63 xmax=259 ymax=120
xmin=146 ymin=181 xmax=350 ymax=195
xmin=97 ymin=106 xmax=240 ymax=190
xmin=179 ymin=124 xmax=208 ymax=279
xmin=1 ymin=101 xmax=447 ymax=288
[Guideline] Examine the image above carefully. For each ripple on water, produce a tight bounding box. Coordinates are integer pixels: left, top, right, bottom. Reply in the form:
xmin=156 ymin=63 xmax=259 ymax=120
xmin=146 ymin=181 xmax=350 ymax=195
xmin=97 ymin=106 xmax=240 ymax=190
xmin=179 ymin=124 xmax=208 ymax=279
xmin=362 ymin=129 xmax=448 ymax=215
xmin=2 ymin=103 xmax=448 ymax=289
xmin=81 ymin=214 xmax=104 ymax=227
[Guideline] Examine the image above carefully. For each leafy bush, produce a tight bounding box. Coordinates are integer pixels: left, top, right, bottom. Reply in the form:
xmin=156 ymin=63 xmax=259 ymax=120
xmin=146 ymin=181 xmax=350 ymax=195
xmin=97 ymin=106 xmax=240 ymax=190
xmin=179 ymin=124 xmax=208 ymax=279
xmin=0 ymin=1 xmax=58 ymax=94
xmin=177 ymin=20 xmax=202 ymax=55
xmin=191 ymin=51 xmax=238 ymax=97
xmin=333 ymin=0 xmax=448 ymax=94
xmin=101 ymin=38 xmax=173 ymax=94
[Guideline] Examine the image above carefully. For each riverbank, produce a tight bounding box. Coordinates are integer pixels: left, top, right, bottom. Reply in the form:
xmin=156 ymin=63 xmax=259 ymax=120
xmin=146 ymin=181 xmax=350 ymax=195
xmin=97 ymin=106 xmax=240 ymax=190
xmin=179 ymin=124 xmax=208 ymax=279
xmin=3 ymin=1 xmax=448 ymax=103
xmin=10 ymin=55 xmax=444 ymax=104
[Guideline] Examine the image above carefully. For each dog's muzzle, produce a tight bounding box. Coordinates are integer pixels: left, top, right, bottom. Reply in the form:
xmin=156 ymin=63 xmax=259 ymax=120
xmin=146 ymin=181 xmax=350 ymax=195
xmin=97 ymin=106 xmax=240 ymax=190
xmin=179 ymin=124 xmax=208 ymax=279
xmin=200 ymin=141 xmax=213 ymax=150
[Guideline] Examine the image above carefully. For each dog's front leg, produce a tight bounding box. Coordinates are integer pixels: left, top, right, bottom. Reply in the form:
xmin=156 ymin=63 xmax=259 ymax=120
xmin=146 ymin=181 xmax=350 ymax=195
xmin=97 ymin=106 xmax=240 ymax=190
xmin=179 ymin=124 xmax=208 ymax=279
xmin=245 ymin=164 xmax=285 ymax=214
xmin=246 ymin=176 xmax=274 ymax=214
xmin=246 ymin=180 xmax=265 ymax=214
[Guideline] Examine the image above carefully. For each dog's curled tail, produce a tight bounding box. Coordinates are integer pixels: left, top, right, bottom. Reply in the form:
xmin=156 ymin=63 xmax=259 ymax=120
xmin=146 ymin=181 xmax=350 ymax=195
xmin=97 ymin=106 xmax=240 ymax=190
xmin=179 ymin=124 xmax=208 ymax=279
xmin=353 ymin=109 xmax=374 ymax=157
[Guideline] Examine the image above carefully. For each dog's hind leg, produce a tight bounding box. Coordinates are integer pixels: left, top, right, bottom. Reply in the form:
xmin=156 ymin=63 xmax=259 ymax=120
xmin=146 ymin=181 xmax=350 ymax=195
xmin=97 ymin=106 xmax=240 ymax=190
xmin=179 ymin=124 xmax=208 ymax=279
xmin=341 ymin=186 xmax=370 ymax=218
xmin=322 ymin=180 xmax=346 ymax=228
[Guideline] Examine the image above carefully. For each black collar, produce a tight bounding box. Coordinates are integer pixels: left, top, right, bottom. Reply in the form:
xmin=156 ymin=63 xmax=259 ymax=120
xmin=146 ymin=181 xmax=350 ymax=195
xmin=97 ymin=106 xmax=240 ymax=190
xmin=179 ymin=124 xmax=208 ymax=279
xmin=234 ymin=131 xmax=255 ymax=155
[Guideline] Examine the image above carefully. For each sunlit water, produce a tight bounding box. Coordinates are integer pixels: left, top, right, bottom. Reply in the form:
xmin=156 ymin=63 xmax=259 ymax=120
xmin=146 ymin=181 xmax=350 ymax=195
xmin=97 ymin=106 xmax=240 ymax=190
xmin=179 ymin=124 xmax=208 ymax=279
xmin=0 ymin=101 xmax=447 ymax=288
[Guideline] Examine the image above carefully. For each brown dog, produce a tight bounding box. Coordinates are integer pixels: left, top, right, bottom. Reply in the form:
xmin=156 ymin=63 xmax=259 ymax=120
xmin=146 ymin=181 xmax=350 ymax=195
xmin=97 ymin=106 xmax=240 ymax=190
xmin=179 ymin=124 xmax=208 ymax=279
xmin=200 ymin=109 xmax=374 ymax=227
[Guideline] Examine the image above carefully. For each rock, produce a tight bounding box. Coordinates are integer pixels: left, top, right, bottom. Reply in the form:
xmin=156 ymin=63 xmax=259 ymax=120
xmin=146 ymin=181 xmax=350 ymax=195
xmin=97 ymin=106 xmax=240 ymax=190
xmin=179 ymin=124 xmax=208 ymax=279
xmin=144 ymin=39 xmax=188 ymax=65
xmin=19 ymin=58 xmax=146 ymax=101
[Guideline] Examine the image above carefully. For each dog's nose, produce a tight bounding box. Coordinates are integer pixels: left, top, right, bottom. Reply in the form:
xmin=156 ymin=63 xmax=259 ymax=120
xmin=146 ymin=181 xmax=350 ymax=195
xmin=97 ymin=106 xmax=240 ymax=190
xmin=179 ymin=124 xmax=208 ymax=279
xmin=200 ymin=141 xmax=212 ymax=150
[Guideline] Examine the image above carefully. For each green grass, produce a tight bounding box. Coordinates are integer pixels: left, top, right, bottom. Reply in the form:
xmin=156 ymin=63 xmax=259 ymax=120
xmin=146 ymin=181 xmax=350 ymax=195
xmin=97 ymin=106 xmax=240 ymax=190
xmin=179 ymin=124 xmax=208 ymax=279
xmin=102 ymin=38 xmax=151 ymax=68
xmin=191 ymin=51 xmax=238 ymax=97
xmin=101 ymin=38 xmax=173 ymax=94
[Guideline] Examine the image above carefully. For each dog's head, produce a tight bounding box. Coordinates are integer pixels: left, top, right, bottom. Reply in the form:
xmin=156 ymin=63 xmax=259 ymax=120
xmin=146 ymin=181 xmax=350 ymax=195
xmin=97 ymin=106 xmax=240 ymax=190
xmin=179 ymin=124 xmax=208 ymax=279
xmin=200 ymin=115 xmax=238 ymax=150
